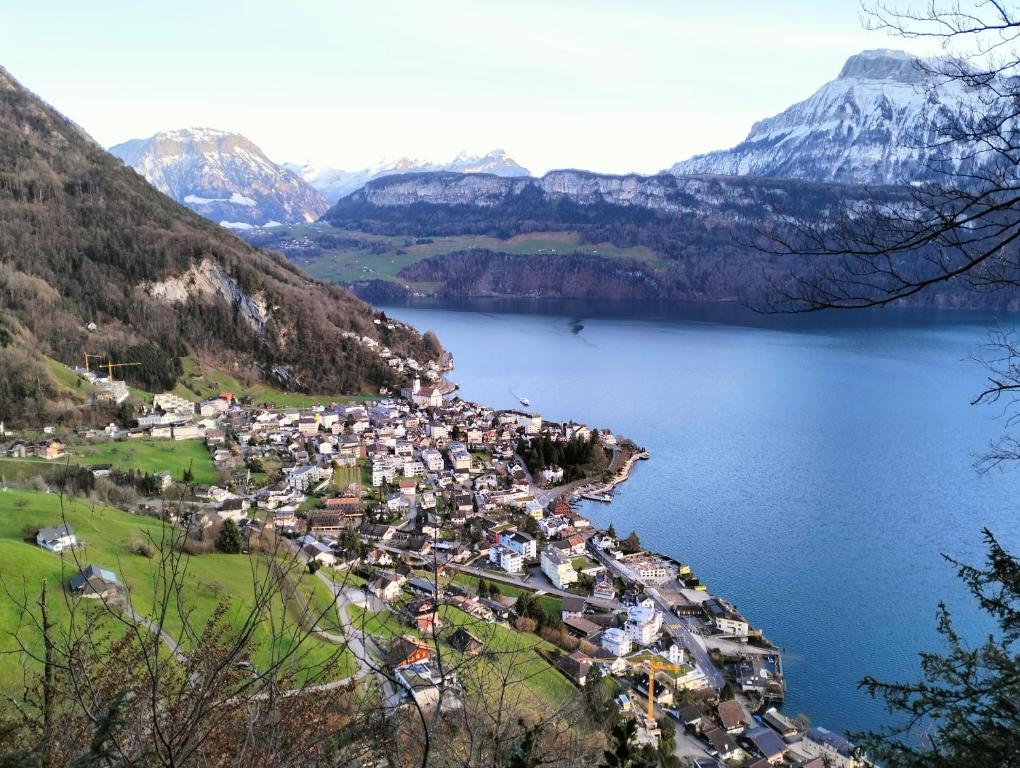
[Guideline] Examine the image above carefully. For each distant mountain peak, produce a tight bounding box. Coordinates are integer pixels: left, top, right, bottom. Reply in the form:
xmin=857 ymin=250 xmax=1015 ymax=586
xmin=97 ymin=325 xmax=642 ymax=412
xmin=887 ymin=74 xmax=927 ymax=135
xmin=109 ymin=128 xmax=329 ymax=226
xmin=291 ymin=149 xmax=531 ymax=203
xmin=668 ymin=48 xmax=980 ymax=185
xmin=836 ymin=49 xmax=927 ymax=82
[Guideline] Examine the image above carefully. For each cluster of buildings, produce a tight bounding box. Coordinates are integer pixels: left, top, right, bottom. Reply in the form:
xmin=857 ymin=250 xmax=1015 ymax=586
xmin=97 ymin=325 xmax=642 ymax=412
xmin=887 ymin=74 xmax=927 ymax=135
xmin=676 ymin=700 xmax=864 ymax=767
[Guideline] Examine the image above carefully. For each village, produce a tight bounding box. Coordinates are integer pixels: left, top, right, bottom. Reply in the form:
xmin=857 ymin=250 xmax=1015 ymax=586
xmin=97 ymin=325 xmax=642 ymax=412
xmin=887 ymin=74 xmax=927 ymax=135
xmin=1 ymin=355 xmax=865 ymax=768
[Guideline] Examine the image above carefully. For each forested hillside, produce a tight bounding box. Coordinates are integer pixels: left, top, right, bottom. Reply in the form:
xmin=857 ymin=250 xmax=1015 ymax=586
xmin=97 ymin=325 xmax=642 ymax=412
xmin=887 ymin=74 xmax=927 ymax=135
xmin=0 ymin=67 xmax=441 ymax=425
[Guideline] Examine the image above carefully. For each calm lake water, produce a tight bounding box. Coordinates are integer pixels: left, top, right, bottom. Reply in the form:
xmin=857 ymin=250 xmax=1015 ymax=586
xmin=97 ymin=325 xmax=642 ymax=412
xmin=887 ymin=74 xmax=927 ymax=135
xmin=380 ymin=298 xmax=1019 ymax=735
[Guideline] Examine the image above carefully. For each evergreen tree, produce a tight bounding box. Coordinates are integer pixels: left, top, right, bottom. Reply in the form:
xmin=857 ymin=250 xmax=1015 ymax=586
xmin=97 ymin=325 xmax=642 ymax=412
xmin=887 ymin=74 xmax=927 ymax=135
xmin=855 ymin=531 xmax=1020 ymax=767
xmin=214 ymin=519 xmax=242 ymax=554
xmin=622 ymin=530 xmax=641 ymax=554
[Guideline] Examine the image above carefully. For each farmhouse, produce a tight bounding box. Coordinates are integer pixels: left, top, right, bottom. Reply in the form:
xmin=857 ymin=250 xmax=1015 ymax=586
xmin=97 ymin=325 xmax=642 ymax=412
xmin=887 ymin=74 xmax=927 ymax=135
xmin=36 ymin=524 xmax=76 ymax=552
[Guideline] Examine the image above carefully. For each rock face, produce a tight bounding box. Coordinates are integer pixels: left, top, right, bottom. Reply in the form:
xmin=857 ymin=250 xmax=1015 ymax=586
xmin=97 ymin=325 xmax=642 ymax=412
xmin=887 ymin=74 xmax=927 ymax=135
xmin=289 ymin=149 xmax=531 ymax=203
xmin=109 ymin=128 xmax=330 ymax=227
xmin=326 ymin=168 xmax=867 ymax=220
xmin=669 ymin=49 xmax=984 ymax=185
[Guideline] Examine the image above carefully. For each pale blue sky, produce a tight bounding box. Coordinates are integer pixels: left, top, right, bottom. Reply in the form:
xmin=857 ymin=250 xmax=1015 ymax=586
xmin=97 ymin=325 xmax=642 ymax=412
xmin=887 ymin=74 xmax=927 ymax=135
xmin=3 ymin=1 xmax=934 ymax=174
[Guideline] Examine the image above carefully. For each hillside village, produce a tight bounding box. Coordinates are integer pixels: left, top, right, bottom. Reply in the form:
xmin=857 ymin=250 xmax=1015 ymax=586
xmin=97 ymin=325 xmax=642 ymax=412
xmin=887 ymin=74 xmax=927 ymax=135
xmin=0 ymin=360 xmax=866 ymax=768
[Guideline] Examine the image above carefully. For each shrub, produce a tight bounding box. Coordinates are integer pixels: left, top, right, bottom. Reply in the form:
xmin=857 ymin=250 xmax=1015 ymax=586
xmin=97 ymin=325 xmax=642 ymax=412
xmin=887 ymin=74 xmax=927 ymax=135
xmin=514 ymin=617 xmax=538 ymax=634
xmin=132 ymin=538 xmax=155 ymax=558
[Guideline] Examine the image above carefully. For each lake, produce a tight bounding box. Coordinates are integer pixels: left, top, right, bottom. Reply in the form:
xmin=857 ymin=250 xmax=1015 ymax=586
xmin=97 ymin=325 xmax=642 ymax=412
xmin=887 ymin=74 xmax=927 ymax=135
xmin=380 ymin=297 xmax=1020 ymax=735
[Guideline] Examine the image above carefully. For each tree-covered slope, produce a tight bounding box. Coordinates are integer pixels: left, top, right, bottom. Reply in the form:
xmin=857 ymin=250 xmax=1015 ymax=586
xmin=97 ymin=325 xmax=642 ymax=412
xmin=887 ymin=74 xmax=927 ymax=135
xmin=0 ymin=66 xmax=440 ymax=424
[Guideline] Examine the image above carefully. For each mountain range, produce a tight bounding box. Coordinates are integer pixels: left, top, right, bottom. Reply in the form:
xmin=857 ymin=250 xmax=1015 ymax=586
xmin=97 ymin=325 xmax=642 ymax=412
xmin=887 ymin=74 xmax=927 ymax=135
xmin=109 ymin=128 xmax=330 ymax=228
xmin=285 ymin=149 xmax=531 ymax=203
xmin=313 ymin=48 xmax=1019 ymax=308
xmin=0 ymin=68 xmax=441 ymax=425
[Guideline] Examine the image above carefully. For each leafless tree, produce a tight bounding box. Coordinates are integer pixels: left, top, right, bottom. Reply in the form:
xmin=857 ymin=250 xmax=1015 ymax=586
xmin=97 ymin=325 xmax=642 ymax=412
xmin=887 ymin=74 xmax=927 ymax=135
xmin=762 ymin=1 xmax=1020 ymax=465
xmin=0 ymin=478 xmax=381 ymax=767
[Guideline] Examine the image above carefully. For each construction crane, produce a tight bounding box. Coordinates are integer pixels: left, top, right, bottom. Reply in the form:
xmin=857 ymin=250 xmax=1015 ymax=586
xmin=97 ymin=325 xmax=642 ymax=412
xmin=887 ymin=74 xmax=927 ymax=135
xmin=103 ymin=361 xmax=141 ymax=382
xmin=642 ymin=659 xmax=682 ymax=727
xmin=82 ymin=352 xmax=104 ymax=373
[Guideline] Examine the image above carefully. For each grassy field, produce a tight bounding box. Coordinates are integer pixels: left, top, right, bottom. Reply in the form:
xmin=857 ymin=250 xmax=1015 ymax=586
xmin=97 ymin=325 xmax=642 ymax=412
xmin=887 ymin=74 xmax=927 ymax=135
xmin=447 ymin=572 xmax=562 ymax=616
xmin=331 ymin=463 xmax=361 ymax=492
xmin=70 ymin=438 xmax=218 ymax=485
xmin=438 ymin=606 xmax=576 ymax=710
xmin=346 ymin=604 xmax=407 ymax=641
xmin=0 ymin=490 xmax=354 ymax=690
xmin=171 ymin=356 xmax=376 ymax=408
xmin=296 ymin=229 xmax=664 ymax=286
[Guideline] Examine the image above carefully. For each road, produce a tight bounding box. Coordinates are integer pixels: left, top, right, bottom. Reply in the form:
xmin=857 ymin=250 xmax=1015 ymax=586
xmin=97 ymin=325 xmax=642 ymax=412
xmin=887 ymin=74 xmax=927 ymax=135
xmin=587 ymin=542 xmax=726 ymax=692
xmin=646 ymin=586 xmax=725 ymax=690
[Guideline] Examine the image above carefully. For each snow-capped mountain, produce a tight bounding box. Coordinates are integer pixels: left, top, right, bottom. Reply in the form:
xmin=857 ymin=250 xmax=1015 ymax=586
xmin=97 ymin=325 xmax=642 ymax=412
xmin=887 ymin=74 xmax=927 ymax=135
xmin=669 ymin=49 xmax=983 ymax=185
xmin=288 ymin=149 xmax=531 ymax=203
xmin=109 ymin=128 xmax=330 ymax=228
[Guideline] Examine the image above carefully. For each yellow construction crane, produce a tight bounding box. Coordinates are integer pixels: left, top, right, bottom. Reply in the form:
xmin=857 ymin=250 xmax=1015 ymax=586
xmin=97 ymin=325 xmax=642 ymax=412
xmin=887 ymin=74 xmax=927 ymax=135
xmin=82 ymin=352 xmax=104 ymax=373
xmin=642 ymin=659 xmax=682 ymax=726
xmin=103 ymin=361 xmax=141 ymax=382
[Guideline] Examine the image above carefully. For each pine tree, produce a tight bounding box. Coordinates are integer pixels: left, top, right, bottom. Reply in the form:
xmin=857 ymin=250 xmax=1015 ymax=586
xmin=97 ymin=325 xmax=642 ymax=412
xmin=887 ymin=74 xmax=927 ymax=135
xmin=214 ymin=519 xmax=242 ymax=554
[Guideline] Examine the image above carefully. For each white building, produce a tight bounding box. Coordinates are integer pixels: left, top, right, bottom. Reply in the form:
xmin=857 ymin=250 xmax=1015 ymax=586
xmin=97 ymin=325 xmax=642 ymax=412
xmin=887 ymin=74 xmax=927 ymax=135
xmin=704 ymin=597 xmax=750 ymax=638
xmin=541 ymin=546 xmax=577 ymax=589
xmin=499 ymin=530 xmax=537 ymax=560
xmin=625 ymin=598 xmax=662 ymax=646
xmin=36 ymin=524 xmax=76 ymax=552
xmin=601 ymin=627 xmax=632 ymax=657
xmin=447 ymin=443 xmax=471 ymax=472
xmin=488 ymin=544 xmax=524 ymax=574
xmin=420 ymin=448 xmax=445 ymax=472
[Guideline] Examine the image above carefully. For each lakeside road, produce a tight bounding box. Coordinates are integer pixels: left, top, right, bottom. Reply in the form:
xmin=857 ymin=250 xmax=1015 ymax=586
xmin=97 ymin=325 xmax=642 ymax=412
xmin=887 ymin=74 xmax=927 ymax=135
xmin=646 ymin=587 xmax=725 ymax=690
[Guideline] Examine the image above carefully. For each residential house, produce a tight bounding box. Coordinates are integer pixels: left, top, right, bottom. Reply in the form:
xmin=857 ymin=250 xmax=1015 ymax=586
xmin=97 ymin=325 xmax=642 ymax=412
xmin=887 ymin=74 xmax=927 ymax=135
xmin=592 ymin=571 xmax=616 ymax=600
xmin=371 ymin=572 xmax=403 ymax=602
xmin=561 ymin=596 xmax=586 ymax=620
xmin=803 ymin=727 xmax=860 ymax=768
xmin=405 ymin=598 xmax=441 ymax=633
xmin=302 ymin=541 xmax=337 ymax=567
xmin=450 ymin=628 xmax=485 ymax=656
xmin=704 ymin=728 xmax=743 ymax=762
xmin=36 ymin=524 xmax=76 ymax=552
xmin=704 ymin=597 xmax=749 ymax=638
xmin=557 ymin=650 xmax=592 ymax=686
xmin=743 ymin=727 xmax=788 ymax=765
xmin=447 ymin=443 xmax=471 ymax=472
xmin=69 ymin=564 xmax=119 ymax=599
xmin=717 ymin=699 xmax=747 ymax=734
xmin=386 ymin=635 xmax=432 ymax=669
xmin=600 ymin=627 xmax=632 ymax=657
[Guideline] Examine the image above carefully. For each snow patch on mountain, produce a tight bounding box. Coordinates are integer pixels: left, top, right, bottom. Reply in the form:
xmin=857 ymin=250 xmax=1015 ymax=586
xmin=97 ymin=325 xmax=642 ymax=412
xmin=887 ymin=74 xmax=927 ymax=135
xmin=288 ymin=149 xmax=531 ymax=203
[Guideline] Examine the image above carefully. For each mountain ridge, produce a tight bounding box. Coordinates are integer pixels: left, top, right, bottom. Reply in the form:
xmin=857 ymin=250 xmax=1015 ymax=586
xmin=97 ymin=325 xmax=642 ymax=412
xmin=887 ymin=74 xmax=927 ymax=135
xmin=289 ymin=149 xmax=531 ymax=203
